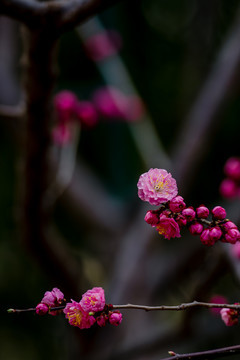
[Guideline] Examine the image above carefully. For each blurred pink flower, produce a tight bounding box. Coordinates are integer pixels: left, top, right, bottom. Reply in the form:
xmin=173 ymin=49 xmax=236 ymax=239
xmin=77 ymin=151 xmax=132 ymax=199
xmin=137 ymin=168 xmax=178 ymax=205
xmin=224 ymin=157 xmax=240 ymax=180
xmin=231 ymin=242 xmax=240 ymax=259
xmin=156 ymin=215 xmax=181 ymax=240
xmin=219 ymin=178 xmax=238 ymax=198
xmin=75 ymin=101 xmax=98 ymax=127
xmin=54 ymin=90 xmax=78 ymax=123
xmin=52 ymin=124 xmax=71 ymax=145
xmin=84 ymin=30 xmax=122 ymax=62
xmin=220 ymin=307 xmax=239 ymax=326
xmin=64 ymin=300 xmax=96 ymax=329
xmin=36 ymin=303 xmax=49 ymax=315
xmin=209 ymin=295 xmax=228 ymax=315
xmin=92 ymin=86 xmax=145 ymax=122
xmin=80 ymin=287 xmax=105 ymax=313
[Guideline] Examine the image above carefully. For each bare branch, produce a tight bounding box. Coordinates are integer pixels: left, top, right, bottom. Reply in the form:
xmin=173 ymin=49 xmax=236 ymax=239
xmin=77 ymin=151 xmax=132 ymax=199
xmin=160 ymin=344 xmax=240 ymax=360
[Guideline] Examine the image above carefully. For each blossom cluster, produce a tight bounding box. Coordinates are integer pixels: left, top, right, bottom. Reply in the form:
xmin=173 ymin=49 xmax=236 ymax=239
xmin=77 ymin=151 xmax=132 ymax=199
xmin=35 ymin=287 xmax=122 ymax=330
xmin=137 ymin=168 xmax=240 ymax=246
xmin=52 ymin=88 xmax=144 ymax=145
xmin=220 ymin=157 xmax=240 ymax=198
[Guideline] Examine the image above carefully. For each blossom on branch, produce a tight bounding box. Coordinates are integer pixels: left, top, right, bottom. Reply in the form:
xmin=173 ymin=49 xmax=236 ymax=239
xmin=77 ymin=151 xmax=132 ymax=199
xmin=80 ymin=287 xmax=105 ymax=313
xmin=220 ymin=307 xmax=239 ymax=326
xmin=137 ymin=168 xmax=178 ymax=205
xmin=156 ymin=215 xmax=181 ymax=240
xmin=64 ymin=300 xmax=96 ymax=329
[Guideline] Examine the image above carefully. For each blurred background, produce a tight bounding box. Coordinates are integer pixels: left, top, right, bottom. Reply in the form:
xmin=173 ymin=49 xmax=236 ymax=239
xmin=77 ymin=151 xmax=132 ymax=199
xmin=1 ymin=0 xmax=240 ymax=359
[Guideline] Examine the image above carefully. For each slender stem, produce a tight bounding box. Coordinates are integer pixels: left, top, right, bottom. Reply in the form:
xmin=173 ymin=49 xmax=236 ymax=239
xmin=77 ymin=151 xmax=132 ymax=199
xmin=161 ymin=344 xmax=240 ymax=360
xmin=112 ymin=301 xmax=240 ymax=311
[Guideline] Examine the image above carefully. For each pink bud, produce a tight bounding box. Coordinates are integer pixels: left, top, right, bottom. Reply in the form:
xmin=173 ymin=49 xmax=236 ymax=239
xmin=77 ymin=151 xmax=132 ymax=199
xmin=36 ymin=303 xmax=49 ymax=315
xmin=188 ymin=222 xmax=203 ymax=235
xmin=224 ymin=157 xmax=240 ymax=180
xmin=200 ymin=228 xmax=215 ymax=246
xmin=219 ymin=178 xmax=238 ymax=198
xmin=221 ymin=221 xmax=238 ymax=232
xmin=96 ymin=315 xmax=108 ymax=327
xmin=75 ymin=101 xmax=98 ymax=127
xmin=175 ymin=214 xmax=187 ymax=227
xmin=108 ymin=311 xmax=123 ymax=326
xmin=144 ymin=211 xmax=159 ymax=227
xmin=209 ymin=226 xmax=222 ymax=242
xmin=225 ymin=229 xmax=240 ymax=244
xmin=196 ymin=205 xmax=209 ymax=219
xmin=181 ymin=207 xmax=196 ymax=222
xmin=212 ymin=206 xmax=226 ymax=220
xmin=209 ymin=295 xmax=228 ymax=315
xmin=169 ymin=196 xmax=186 ymax=213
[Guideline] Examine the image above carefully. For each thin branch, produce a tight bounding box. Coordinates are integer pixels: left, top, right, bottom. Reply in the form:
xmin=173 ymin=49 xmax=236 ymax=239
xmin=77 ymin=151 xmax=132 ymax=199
xmin=112 ymin=301 xmax=240 ymax=311
xmin=160 ymin=344 xmax=240 ymax=360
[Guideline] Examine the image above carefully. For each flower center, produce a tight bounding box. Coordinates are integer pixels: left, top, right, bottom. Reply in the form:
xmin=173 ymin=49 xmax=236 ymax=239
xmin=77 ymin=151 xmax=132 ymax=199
xmin=68 ymin=310 xmax=82 ymax=326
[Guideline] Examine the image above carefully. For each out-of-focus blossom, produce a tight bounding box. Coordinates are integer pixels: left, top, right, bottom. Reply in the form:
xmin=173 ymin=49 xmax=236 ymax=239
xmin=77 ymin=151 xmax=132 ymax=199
xmin=84 ymin=30 xmax=122 ymax=62
xmin=92 ymin=86 xmax=145 ymax=122
xmin=224 ymin=157 xmax=240 ymax=180
xmin=52 ymin=124 xmax=71 ymax=145
xmin=137 ymin=168 xmax=178 ymax=205
xmin=231 ymin=242 xmax=240 ymax=259
xmin=156 ymin=215 xmax=181 ymax=240
xmin=75 ymin=101 xmax=98 ymax=127
xmin=219 ymin=178 xmax=238 ymax=198
xmin=64 ymin=300 xmax=96 ymax=329
xmin=80 ymin=287 xmax=105 ymax=313
xmin=54 ymin=90 xmax=78 ymax=123
xmin=209 ymin=295 xmax=228 ymax=315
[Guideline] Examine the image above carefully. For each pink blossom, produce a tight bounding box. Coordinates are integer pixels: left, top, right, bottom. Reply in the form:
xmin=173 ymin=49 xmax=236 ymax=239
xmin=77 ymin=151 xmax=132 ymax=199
xmin=36 ymin=303 xmax=49 ymax=315
xmin=108 ymin=311 xmax=123 ymax=326
xmin=63 ymin=300 xmax=96 ymax=329
xmin=54 ymin=90 xmax=78 ymax=123
xmin=52 ymin=124 xmax=71 ymax=145
xmin=75 ymin=101 xmax=98 ymax=127
xmin=219 ymin=178 xmax=238 ymax=198
xmin=144 ymin=211 xmax=159 ymax=227
xmin=188 ymin=222 xmax=203 ymax=235
xmin=224 ymin=157 xmax=240 ymax=180
xmin=41 ymin=287 xmax=64 ymax=307
xmin=156 ymin=215 xmax=181 ymax=240
xmin=175 ymin=214 xmax=187 ymax=227
xmin=84 ymin=30 xmax=122 ymax=62
xmin=211 ymin=206 xmax=226 ymax=220
xmin=181 ymin=207 xmax=196 ymax=222
xmin=196 ymin=205 xmax=209 ymax=219
xmin=221 ymin=221 xmax=238 ymax=232
xmin=137 ymin=168 xmax=178 ymax=205
xmin=169 ymin=196 xmax=186 ymax=213
xmin=209 ymin=295 xmax=228 ymax=315
xmin=220 ymin=308 xmax=239 ymax=326
xmin=80 ymin=287 xmax=105 ymax=313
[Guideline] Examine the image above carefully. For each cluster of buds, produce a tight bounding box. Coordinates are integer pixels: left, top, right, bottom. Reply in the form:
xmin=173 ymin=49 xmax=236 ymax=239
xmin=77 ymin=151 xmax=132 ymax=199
xmin=35 ymin=287 xmax=122 ymax=330
xmin=138 ymin=168 xmax=240 ymax=246
xmin=220 ymin=157 xmax=240 ymax=198
xmin=220 ymin=307 xmax=239 ymax=326
xmin=52 ymin=88 xmax=144 ymax=145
